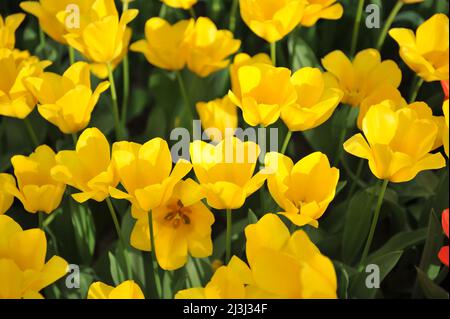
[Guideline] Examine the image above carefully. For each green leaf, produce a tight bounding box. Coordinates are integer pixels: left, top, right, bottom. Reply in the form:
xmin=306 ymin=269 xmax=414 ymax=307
xmin=248 ymin=209 xmax=258 ymax=225
xmin=416 ymin=267 xmax=449 ymax=299
xmin=70 ymin=203 xmax=96 ymax=265
xmin=109 ymin=252 xmax=126 ymax=286
xmin=289 ymin=34 xmax=320 ymax=70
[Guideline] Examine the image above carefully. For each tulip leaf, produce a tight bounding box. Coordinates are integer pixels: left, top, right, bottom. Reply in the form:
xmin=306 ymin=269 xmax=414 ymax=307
xmin=70 ymin=202 xmax=96 ymax=265
xmin=416 ymin=267 xmax=449 ymax=299
xmin=109 ymin=252 xmax=126 ymax=286
xmin=248 ymin=208 xmax=258 ymax=224
xmin=289 ymin=34 xmax=320 ymax=70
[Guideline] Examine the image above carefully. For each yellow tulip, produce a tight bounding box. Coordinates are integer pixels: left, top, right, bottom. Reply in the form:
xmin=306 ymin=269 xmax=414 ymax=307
xmin=161 ymin=0 xmax=197 ymax=10
xmin=0 ymin=13 xmax=25 ymax=49
xmin=130 ymin=18 xmax=194 ymax=71
xmin=344 ymin=101 xmax=446 ymax=183
xmin=228 ymin=63 xmax=297 ymax=127
xmin=5 ymin=145 xmax=66 ymax=214
xmin=88 ymin=280 xmax=145 ymax=299
xmin=25 ymin=62 xmax=110 ymax=134
xmin=281 ymin=67 xmax=343 ymax=131
xmin=109 ymin=138 xmax=191 ymax=219
xmin=0 ymin=49 xmax=51 ymax=119
xmin=239 ymin=0 xmax=306 ymax=43
xmin=131 ymin=179 xmax=214 ymax=270
xmin=301 ymin=0 xmax=344 ymax=27
xmin=0 ymin=173 xmax=15 ymax=215
xmin=51 ymin=128 xmax=118 ymax=203
xmin=389 ymin=13 xmax=449 ymax=82
xmin=230 ymin=53 xmax=272 ymax=101
xmin=20 ymin=0 xmax=96 ymax=44
xmin=190 ymin=136 xmax=266 ymax=210
xmin=443 ymin=99 xmax=449 ymax=158
xmin=322 ymin=48 xmax=402 ymax=107
xmin=264 ymin=152 xmax=339 ymax=227
xmin=196 ymin=95 xmax=238 ymax=143
xmin=187 ymin=17 xmax=241 ymax=78
xmin=0 ymin=214 xmax=68 ymax=299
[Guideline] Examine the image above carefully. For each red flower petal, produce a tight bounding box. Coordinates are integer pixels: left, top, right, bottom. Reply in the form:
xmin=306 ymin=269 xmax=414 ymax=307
xmin=443 ymin=209 xmax=449 ymax=239
xmin=438 ymin=246 xmax=449 ymax=268
xmin=442 ymin=80 xmax=449 ymax=100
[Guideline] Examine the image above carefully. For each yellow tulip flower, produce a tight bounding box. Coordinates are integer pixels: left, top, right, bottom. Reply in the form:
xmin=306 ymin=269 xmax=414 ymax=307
xmin=389 ymin=14 xmax=449 ymax=82
xmin=0 ymin=49 xmax=51 ymax=119
xmin=228 ymin=64 xmax=297 ymax=127
xmin=443 ymin=99 xmax=449 ymax=158
xmin=161 ymin=0 xmax=197 ymax=10
xmin=6 ymin=145 xmax=66 ymax=214
xmin=264 ymin=152 xmax=339 ymax=227
xmin=301 ymin=0 xmax=344 ymax=27
xmin=130 ymin=18 xmax=194 ymax=71
xmin=109 ymin=138 xmax=192 ymax=219
xmin=196 ymin=95 xmax=238 ymax=143
xmin=88 ymin=280 xmax=145 ymax=299
xmin=51 ymin=128 xmax=118 ymax=203
xmin=131 ymin=179 xmax=214 ymax=270
xmin=25 ymin=62 xmax=109 ymax=134
xmin=190 ymin=136 xmax=266 ymax=210
xmin=0 ymin=13 xmax=25 ymax=49
xmin=281 ymin=67 xmax=343 ymax=131
xmin=322 ymin=49 xmax=402 ymax=107
xmin=344 ymin=101 xmax=446 ymax=183
xmin=0 ymin=173 xmax=15 ymax=215
xmin=239 ymin=0 xmax=306 ymax=43
xmin=20 ymin=0 xmax=96 ymax=44
xmin=0 ymin=214 xmax=68 ymax=299
xmin=187 ymin=17 xmax=241 ymax=78
xmin=230 ymin=53 xmax=272 ymax=101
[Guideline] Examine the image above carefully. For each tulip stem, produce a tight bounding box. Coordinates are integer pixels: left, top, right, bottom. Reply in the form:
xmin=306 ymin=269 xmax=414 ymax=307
xmin=68 ymin=46 xmax=75 ymax=65
xmin=71 ymin=133 xmax=78 ymax=147
xmin=106 ymin=198 xmax=132 ymax=279
xmin=229 ymin=0 xmax=239 ymax=32
xmin=360 ymin=179 xmax=389 ymax=266
xmin=189 ymin=7 xmax=196 ymax=19
xmin=281 ymin=131 xmax=292 ymax=155
xmin=350 ymin=0 xmax=365 ymax=57
xmin=176 ymin=71 xmax=194 ymax=122
xmin=24 ymin=117 xmax=39 ymax=147
xmin=38 ymin=212 xmax=44 ymax=230
xmin=107 ymin=62 xmax=122 ymax=140
xmin=376 ymin=0 xmax=404 ymax=50
xmin=121 ymin=55 xmax=130 ymax=129
xmin=226 ymin=209 xmax=232 ymax=263
xmin=270 ymin=42 xmax=277 ymax=66
xmin=148 ymin=210 xmax=162 ymax=298
xmin=409 ymin=76 xmax=424 ymax=103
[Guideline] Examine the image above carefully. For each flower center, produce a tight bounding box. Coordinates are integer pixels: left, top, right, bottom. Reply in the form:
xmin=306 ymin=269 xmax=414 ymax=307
xmin=164 ymin=200 xmax=191 ymax=229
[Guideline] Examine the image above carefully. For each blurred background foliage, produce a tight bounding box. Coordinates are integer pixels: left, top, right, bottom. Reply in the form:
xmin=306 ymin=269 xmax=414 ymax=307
xmin=0 ymin=0 xmax=448 ymax=299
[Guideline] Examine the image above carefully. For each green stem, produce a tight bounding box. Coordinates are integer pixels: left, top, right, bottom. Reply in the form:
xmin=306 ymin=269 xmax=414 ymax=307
xmin=229 ymin=0 xmax=239 ymax=32
xmin=360 ymin=179 xmax=389 ymax=266
xmin=189 ymin=7 xmax=196 ymax=19
xmin=350 ymin=0 xmax=365 ymax=57
xmin=38 ymin=212 xmax=44 ymax=230
xmin=270 ymin=42 xmax=277 ymax=66
xmin=409 ymin=76 xmax=424 ymax=103
xmin=68 ymin=46 xmax=75 ymax=65
xmin=106 ymin=62 xmax=122 ymax=140
xmin=106 ymin=198 xmax=132 ymax=279
xmin=148 ymin=210 xmax=162 ymax=298
xmin=24 ymin=117 xmax=39 ymax=147
xmin=159 ymin=3 xmax=167 ymax=17
xmin=176 ymin=71 xmax=194 ymax=120
xmin=71 ymin=133 xmax=78 ymax=147
xmin=121 ymin=55 xmax=130 ymax=129
xmin=38 ymin=26 xmax=46 ymax=48
xmin=376 ymin=0 xmax=404 ymax=50
xmin=226 ymin=209 xmax=232 ymax=264
xmin=281 ymin=131 xmax=292 ymax=155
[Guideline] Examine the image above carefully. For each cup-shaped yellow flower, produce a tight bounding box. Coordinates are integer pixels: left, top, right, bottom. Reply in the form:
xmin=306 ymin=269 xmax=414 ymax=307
xmin=5 ymin=145 xmax=66 ymax=214
xmin=301 ymin=0 xmax=344 ymax=27
xmin=25 ymin=62 xmax=110 ymax=134
xmin=443 ymin=99 xmax=449 ymax=158
xmin=20 ymin=0 xmax=96 ymax=44
xmin=240 ymin=0 xmax=305 ymax=43
xmin=0 ymin=49 xmax=51 ymax=119
xmin=190 ymin=137 xmax=266 ymax=210
xmin=0 ymin=215 xmax=68 ymax=299
xmin=51 ymin=128 xmax=118 ymax=203
xmin=0 ymin=13 xmax=25 ymax=49
xmin=281 ymin=67 xmax=343 ymax=131
xmin=87 ymin=280 xmax=145 ymax=299
xmin=264 ymin=152 xmax=339 ymax=227
xmin=187 ymin=17 xmax=241 ymax=78
xmin=322 ymin=49 xmax=402 ymax=107
xmin=0 ymin=173 xmax=15 ymax=215
xmin=389 ymin=14 xmax=449 ymax=82
xmin=109 ymin=138 xmax=192 ymax=219
xmin=228 ymin=64 xmax=297 ymax=127
xmin=131 ymin=179 xmax=214 ymax=270
xmin=344 ymin=101 xmax=446 ymax=183
xmin=230 ymin=53 xmax=272 ymax=101
xmin=130 ymin=18 xmax=194 ymax=71
xmin=161 ymin=0 xmax=197 ymax=9
xmin=196 ymin=95 xmax=238 ymax=143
